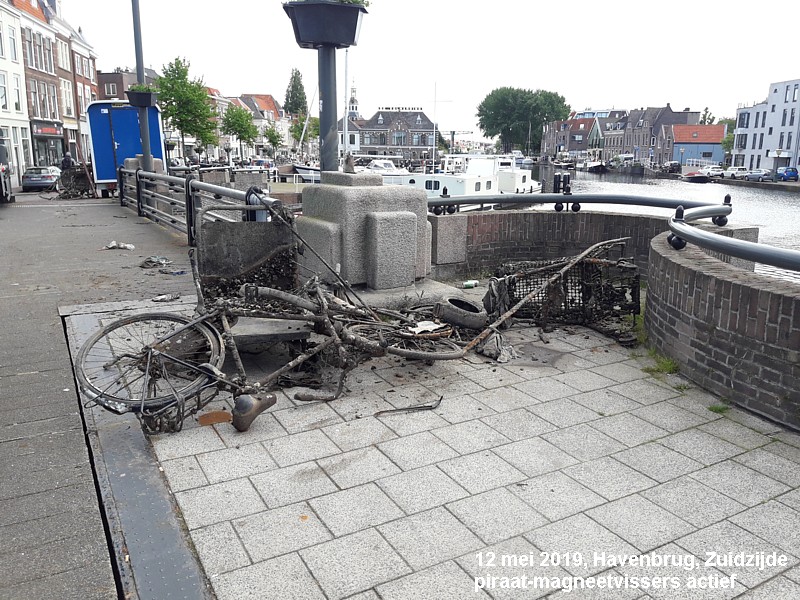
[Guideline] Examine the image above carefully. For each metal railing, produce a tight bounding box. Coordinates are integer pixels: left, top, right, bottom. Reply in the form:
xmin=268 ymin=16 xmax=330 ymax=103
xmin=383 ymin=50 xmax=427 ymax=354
xmin=117 ymin=167 xmax=282 ymax=247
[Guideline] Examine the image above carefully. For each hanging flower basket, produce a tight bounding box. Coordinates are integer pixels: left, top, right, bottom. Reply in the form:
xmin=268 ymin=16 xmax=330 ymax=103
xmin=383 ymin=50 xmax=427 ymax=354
xmin=283 ymin=0 xmax=367 ymax=49
xmin=125 ymin=90 xmax=158 ymax=108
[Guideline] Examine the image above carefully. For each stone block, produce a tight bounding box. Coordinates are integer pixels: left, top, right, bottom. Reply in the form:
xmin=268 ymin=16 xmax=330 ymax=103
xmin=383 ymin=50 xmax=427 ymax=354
xmin=295 ymin=217 xmax=341 ymax=282
xmin=366 ymin=211 xmax=417 ymax=289
xmin=429 ymin=214 xmax=467 ymax=265
xmin=300 ymin=184 xmax=428 ymax=285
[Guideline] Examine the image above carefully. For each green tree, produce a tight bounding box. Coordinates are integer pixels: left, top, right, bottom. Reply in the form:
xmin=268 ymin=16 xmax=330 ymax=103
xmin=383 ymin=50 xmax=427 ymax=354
xmin=262 ymin=123 xmax=283 ymax=158
xmin=221 ymin=105 xmax=259 ymax=160
xmin=718 ymin=118 xmax=735 ymax=158
xmin=284 ymin=68 xmax=308 ymax=116
xmin=477 ymin=88 xmax=569 ymax=153
xmin=289 ymin=116 xmax=319 ymax=156
xmin=156 ymin=58 xmax=217 ymax=158
xmin=700 ymin=107 xmax=716 ymax=125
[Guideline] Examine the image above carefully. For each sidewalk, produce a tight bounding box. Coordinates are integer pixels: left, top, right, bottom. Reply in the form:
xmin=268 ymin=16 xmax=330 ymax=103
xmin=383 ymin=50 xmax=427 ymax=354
xmin=2 ymin=191 xmax=800 ymax=599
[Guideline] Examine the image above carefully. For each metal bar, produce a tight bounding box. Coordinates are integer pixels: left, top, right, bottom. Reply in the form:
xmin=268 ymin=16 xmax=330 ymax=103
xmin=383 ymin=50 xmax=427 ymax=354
xmin=427 ymin=193 xmax=725 ymax=210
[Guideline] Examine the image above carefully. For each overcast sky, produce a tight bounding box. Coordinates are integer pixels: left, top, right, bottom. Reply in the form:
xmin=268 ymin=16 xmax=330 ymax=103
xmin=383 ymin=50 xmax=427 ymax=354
xmin=62 ymin=0 xmax=778 ymax=142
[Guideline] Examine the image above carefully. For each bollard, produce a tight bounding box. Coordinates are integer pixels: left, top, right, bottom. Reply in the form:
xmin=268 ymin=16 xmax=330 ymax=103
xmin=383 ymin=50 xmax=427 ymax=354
xmin=185 ymin=174 xmax=197 ymax=246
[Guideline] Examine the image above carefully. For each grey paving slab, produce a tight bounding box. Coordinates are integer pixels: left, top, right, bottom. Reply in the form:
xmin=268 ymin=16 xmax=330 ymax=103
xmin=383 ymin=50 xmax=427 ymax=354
xmin=735 ymin=576 xmax=800 ymax=599
xmin=678 ymin=520 xmax=798 ymax=588
xmin=423 ymin=374 xmax=487 ymax=399
xmin=376 ymin=560 xmax=490 ymax=600
xmin=317 ymin=446 xmax=401 ymax=488
xmin=513 ymin=376 xmax=581 ymax=402
xmin=570 ymin=389 xmax=643 ymax=416
xmin=0 ymin=563 xmax=117 ymax=600
xmin=438 ymin=451 xmax=526 ymax=494
xmin=160 ymin=455 xmax=209 ymax=492
xmin=463 ymin=366 xmax=527 ymax=390
xmin=553 ymin=370 xmax=618 ymax=392
xmin=447 ymin=487 xmax=548 ymax=544
xmin=733 ymin=448 xmax=800 ymax=486
xmin=631 ymin=401 xmax=712 ymax=433
xmin=378 ymin=382 xmax=443 ymax=409
xmin=379 ymin=506 xmax=483 ymax=570
xmin=174 ymin=477 xmax=266 ymax=529
xmin=528 ymin=398 xmax=602 ymax=428
xmin=377 ymin=430 xmax=459 ymax=470
xmin=308 ymin=483 xmax=404 ymax=537
xmin=697 ymin=418 xmax=771 ymax=450
xmin=322 ymin=416 xmax=398 ymax=452
xmin=763 ymin=440 xmax=800 ymax=465
xmin=377 ymin=407 xmax=450 ymax=436
xmin=525 ymin=513 xmax=639 ymax=576
xmin=609 ymin=378 xmax=681 ymax=404
xmin=432 ymin=419 xmax=511 ymax=455
xmin=468 ymin=386 xmax=540 ymax=412
xmin=613 ymin=443 xmax=704 ymax=483
xmin=190 ymin=521 xmax=251 ymax=577
xmin=432 ymin=393 xmax=496 ymax=423
xmin=250 ymin=461 xmax=338 ymax=508
xmin=541 ymin=570 xmax=643 ymax=599
xmin=273 ymin=402 xmax=344 ymax=434
xmin=150 ymin=426 xmax=226 ymax=461
xmin=587 ymin=494 xmax=695 ymax=552
xmin=196 ymin=442 xmax=276 ymax=484
xmin=300 ymin=528 xmax=411 ymax=599
xmin=211 ymin=552 xmax=326 ymax=600
xmin=729 ymin=501 xmax=800 ymax=555
xmin=658 ymin=428 xmax=745 ymax=465
xmin=724 ymin=407 xmax=785 ymax=435
xmin=480 ymin=408 xmax=556 ymax=441
xmin=574 ymin=346 xmax=632 ymax=366
xmin=376 ymin=465 xmax=469 ymax=514
xmin=510 ymin=471 xmax=606 ymax=522
xmin=778 ymin=487 xmax=800 ymax=511
xmin=542 ymin=423 xmax=627 ymax=462
xmin=492 ymin=436 xmax=579 ymax=478
xmin=326 ymin=391 xmax=397 ymax=421
xmin=589 ymin=413 xmax=669 ymax=447
xmin=232 ymin=502 xmax=332 ymax=561
xmin=564 ymin=456 xmax=659 ymax=500
xmin=263 ymin=428 xmax=341 ymax=467
xmin=456 ymin=535 xmax=571 ymax=600
xmin=689 ymin=460 xmax=790 ymax=506
xmin=213 ymin=412 xmax=287 ymax=445
xmin=641 ymin=476 xmax=747 ymax=528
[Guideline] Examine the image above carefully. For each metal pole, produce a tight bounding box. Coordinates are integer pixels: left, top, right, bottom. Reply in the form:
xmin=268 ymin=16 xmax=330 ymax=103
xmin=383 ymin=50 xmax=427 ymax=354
xmin=318 ymin=46 xmax=337 ymax=172
xmin=131 ymin=0 xmax=153 ymax=173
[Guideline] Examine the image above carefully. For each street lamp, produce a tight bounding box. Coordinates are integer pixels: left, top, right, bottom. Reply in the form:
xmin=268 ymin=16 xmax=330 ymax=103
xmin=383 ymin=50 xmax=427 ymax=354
xmin=223 ymin=141 xmax=231 ymax=166
xmin=773 ymin=148 xmax=782 ymax=182
xmin=680 ymin=147 xmax=685 ymax=166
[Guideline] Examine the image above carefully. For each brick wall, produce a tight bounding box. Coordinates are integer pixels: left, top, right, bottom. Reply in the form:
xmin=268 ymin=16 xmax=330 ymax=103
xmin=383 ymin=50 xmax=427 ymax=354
xmin=646 ymin=232 xmax=800 ymax=429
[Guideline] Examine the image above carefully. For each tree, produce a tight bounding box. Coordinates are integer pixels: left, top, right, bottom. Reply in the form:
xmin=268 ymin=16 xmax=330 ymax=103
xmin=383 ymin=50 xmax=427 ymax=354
xmin=477 ymin=88 xmax=569 ymax=153
xmin=700 ymin=107 xmax=716 ymax=125
xmin=718 ymin=118 xmax=735 ymax=158
xmin=284 ymin=68 xmax=308 ymax=117
xmin=289 ymin=116 xmax=319 ymax=156
xmin=262 ymin=123 xmax=283 ymax=158
xmin=156 ymin=58 xmax=217 ymax=158
xmin=221 ymin=105 xmax=259 ymax=160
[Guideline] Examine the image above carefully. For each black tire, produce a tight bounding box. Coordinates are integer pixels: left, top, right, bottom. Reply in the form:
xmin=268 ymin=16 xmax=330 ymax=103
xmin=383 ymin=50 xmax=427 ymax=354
xmin=76 ymin=313 xmax=224 ymax=410
xmin=101 ymin=189 xmax=110 ymax=198
xmin=344 ymin=322 xmax=464 ymax=361
xmin=434 ymin=297 xmax=488 ymax=330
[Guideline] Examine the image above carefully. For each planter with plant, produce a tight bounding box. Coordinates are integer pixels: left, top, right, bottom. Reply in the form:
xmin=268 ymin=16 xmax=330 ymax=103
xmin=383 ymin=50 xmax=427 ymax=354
xmin=283 ymin=0 xmax=368 ymax=49
xmin=126 ymin=84 xmax=159 ymax=108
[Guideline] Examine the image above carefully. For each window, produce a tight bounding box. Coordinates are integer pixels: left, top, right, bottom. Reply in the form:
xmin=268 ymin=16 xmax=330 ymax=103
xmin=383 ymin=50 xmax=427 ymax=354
xmin=82 ymin=58 xmax=89 ymax=76
xmin=48 ymin=83 xmax=58 ymax=119
xmin=751 ymin=135 xmax=756 ymax=149
xmin=412 ymin=133 xmax=420 ymax=146
xmin=392 ymin=131 xmax=406 ymax=145
xmin=29 ymin=80 xmax=39 ymax=118
xmin=785 ymin=85 xmax=791 ymax=102
xmin=38 ymin=81 xmax=47 ymax=118
xmin=104 ymin=82 xmax=116 ymax=96
xmin=44 ymin=37 xmax=54 ymax=72
xmin=60 ymin=79 xmax=73 ymax=116
xmin=782 ymin=109 xmax=787 ymax=126
xmin=474 ymin=182 xmax=481 ymax=192
xmin=377 ymin=114 xmax=383 ymax=124
xmin=791 ymin=109 xmax=796 ymax=127
xmin=84 ymin=84 xmax=91 ymax=112
xmin=769 ymin=127 xmax=773 ymax=135
xmin=88 ymin=59 xmax=95 ymax=82
xmin=12 ymin=75 xmax=21 ymax=111
xmin=779 ymin=132 xmax=784 ymax=148
xmin=794 ymin=85 xmax=799 ymax=102
xmin=33 ymin=32 xmax=42 ymax=70
xmin=572 ymin=134 xmax=583 ymax=142
xmin=486 ymin=180 xmax=492 ymax=191
xmin=771 ymin=104 xmax=775 ymax=112
xmin=424 ymin=180 xmax=440 ymax=191
xmin=788 ymin=132 xmax=793 ymax=150
xmin=57 ymin=39 xmax=69 ymax=70
xmin=415 ymin=114 xmax=421 ymax=125
xmin=0 ymin=21 xmax=5 ymax=58
xmin=74 ymin=52 xmax=82 ymax=76
xmin=23 ymin=28 xmax=33 ymax=68
xmin=759 ymin=133 xmax=764 ymax=149
xmin=77 ymin=83 xmax=85 ymax=114
xmin=754 ymin=113 xmax=759 ymax=128
xmin=363 ymin=133 xmax=371 ymax=145
xmin=0 ymin=73 xmax=6 ymax=110
xmin=8 ymin=26 xmax=16 ymax=61
xmin=348 ymin=133 xmax=355 ymax=145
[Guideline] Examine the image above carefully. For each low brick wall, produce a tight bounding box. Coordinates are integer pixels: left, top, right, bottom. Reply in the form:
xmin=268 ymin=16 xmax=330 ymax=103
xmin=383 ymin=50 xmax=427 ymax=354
xmin=646 ymin=232 xmax=800 ymax=429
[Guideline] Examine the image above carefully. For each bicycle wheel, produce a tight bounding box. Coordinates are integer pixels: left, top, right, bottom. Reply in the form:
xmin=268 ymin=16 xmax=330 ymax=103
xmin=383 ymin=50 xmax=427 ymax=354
xmin=344 ymin=322 xmax=464 ymax=361
xmin=76 ymin=313 xmax=224 ymax=411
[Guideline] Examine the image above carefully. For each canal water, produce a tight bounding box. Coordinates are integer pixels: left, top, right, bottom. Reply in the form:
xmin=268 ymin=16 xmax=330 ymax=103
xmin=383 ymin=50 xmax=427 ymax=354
xmin=531 ymin=168 xmax=800 ymax=282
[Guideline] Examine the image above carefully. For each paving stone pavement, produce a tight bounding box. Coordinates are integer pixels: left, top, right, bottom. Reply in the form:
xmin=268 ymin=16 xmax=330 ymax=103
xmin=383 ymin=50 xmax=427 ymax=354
xmin=4 ymin=191 xmax=800 ymax=599
xmin=151 ymin=323 xmax=800 ymax=600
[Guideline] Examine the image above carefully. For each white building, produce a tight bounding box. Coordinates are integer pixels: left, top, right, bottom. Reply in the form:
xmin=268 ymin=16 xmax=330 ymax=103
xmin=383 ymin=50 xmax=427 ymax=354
xmin=734 ymin=79 xmax=800 ymax=172
xmin=0 ymin=2 xmax=32 ymax=186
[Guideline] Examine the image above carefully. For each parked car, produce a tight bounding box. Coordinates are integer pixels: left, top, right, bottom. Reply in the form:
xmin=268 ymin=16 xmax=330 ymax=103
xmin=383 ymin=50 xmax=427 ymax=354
xmin=662 ymin=161 xmax=681 ymax=173
xmin=698 ymin=165 xmax=725 ymax=178
xmin=744 ymin=169 xmax=772 ymax=182
xmin=723 ymin=166 xmax=749 ymax=179
xmin=776 ymin=166 xmax=799 ymax=182
xmin=21 ymin=166 xmax=61 ymax=192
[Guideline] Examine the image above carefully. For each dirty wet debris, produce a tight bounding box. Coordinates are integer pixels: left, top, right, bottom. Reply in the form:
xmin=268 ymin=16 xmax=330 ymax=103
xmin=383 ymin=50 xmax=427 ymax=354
xmin=140 ymin=256 xmax=173 ymax=268
xmin=103 ymin=240 xmax=135 ymax=250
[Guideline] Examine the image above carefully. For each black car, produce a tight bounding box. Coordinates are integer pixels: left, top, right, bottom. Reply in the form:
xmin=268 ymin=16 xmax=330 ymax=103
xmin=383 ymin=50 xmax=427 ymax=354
xmin=662 ymin=161 xmax=681 ymax=174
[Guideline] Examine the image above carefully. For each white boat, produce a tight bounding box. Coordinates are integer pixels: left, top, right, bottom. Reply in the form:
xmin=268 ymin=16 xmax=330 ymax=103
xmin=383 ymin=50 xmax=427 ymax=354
xmin=293 ymin=163 xmax=321 ymax=183
xmin=361 ymin=159 xmax=409 ymax=176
